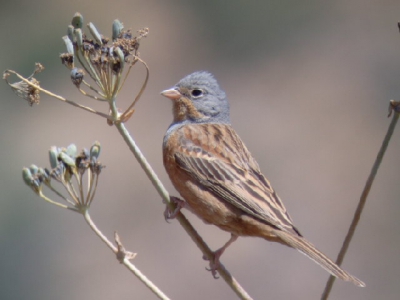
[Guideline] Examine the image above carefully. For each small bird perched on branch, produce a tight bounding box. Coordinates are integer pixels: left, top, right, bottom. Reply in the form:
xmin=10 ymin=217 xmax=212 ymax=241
xmin=161 ymin=71 xmax=364 ymax=287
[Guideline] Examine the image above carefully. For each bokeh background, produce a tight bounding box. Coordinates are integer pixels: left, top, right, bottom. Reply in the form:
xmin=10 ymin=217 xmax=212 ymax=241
xmin=1 ymin=1 xmax=400 ymax=299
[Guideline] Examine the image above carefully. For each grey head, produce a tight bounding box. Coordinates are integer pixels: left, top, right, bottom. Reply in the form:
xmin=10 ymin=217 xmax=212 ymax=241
xmin=161 ymin=71 xmax=231 ymax=125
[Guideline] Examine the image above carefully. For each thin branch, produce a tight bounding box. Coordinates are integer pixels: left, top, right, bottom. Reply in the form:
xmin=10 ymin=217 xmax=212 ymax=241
xmin=5 ymin=69 xmax=112 ymax=120
xmin=77 ymin=87 xmax=106 ymax=101
xmin=117 ymin=57 xmax=138 ymax=96
xmin=39 ymin=192 xmax=79 ymax=212
xmin=63 ymin=180 xmax=80 ymax=205
xmin=81 ymin=80 xmax=107 ymax=98
xmin=321 ymin=106 xmax=399 ymax=299
xmin=45 ymin=184 xmax=76 ymax=206
xmin=119 ymin=57 xmax=149 ymax=122
xmin=87 ymin=173 xmax=99 ymax=206
xmin=78 ymin=173 xmax=86 ymax=206
xmin=83 ymin=210 xmax=171 ymax=300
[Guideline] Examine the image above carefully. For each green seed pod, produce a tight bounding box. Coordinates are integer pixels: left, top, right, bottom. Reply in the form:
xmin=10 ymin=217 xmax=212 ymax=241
xmin=114 ymin=46 xmax=125 ymax=62
xmin=59 ymin=152 xmax=76 ymax=168
xmin=66 ymin=144 xmax=77 ymax=158
xmin=22 ymin=168 xmax=33 ymax=187
xmin=90 ymin=141 xmax=101 ymax=160
xmin=62 ymin=35 xmax=75 ymax=55
xmin=74 ymin=28 xmax=83 ymax=48
xmin=112 ymin=19 xmax=124 ymax=40
xmin=29 ymin=164 xmax=39 ymax=175
xmin=71 ymin=12 xmax=83 ymax=29
xmin=67 ymin=25 xmax=75 ymax=43
xmin=49 ymin=146 xmax=59 ymax=169
xmin=87 ymin=22 xmax=103 ymax=45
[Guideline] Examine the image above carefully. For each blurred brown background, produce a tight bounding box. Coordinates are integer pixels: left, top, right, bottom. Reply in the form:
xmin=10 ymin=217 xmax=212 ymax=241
xmin=1 ymin=1 xmax=400 ymax=299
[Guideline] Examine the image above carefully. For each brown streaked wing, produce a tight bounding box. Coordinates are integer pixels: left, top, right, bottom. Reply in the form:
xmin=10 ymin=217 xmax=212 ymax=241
xmin=174 ymin=124 xmax=301 ymax=235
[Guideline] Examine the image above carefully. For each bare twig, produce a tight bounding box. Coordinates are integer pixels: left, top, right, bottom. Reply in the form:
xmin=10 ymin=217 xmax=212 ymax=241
xmin=321 ymin=102 xmax=399 ymax=299
xmin=4 ymin=69 xmax=112 ymax=121
xmin=83 ymin=210 xmax=171 ymax=300
xmin=119 ymin=57 xmax=150 ymax=123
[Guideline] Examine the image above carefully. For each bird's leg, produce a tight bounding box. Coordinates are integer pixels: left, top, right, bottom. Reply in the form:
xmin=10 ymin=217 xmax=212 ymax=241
xmin=163 ymin=196 xmax=186 ymax=221
xmin=203 ymin=234 xmax=238 ymax=278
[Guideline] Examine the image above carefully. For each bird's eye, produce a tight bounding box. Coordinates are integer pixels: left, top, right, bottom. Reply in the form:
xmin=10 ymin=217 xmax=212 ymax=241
xmin=191 ymin=89 xmax=203 ymax=98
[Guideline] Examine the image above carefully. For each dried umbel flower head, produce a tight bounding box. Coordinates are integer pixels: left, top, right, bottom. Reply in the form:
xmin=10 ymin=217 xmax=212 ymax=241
xmin=388 ymin=99 xmax=400 ymax=117
xmin=60 ymin=13 xmax=149 ymax=101
xmin=23 ymin=142 xmax=105 ymax=212
xmin=3 ymin=63 xmax=44 ymax=106
xmin=4 ymin=14 xmax=149 ymax=125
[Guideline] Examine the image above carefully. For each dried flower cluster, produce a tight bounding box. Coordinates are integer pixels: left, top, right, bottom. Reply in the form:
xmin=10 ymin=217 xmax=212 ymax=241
xmin=22 ymin=142 xmax=104 ymax=212
xmin=3 ymin=13 xmax=149 ymax=124
xmin=388 ymin=99 xmax=400 ymax=117
xmin=3 ymin=63 xmax=44 ymax=106
xmin=60 ymin=13 xmax=149 ymax=101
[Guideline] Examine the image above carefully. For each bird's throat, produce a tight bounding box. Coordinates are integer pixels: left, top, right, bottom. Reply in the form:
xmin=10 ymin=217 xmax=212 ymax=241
xmin=173 ymin=98 xmax=205 ymax=122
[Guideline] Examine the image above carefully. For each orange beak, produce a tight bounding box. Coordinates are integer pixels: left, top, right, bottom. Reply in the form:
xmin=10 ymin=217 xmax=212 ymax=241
xmin=161 ymin=88 xmax=181 ymax=100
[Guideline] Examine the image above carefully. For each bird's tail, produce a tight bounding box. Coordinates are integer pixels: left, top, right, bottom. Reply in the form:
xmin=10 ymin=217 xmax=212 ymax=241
xmin=273 ymin=230 xmax=365 ymax=287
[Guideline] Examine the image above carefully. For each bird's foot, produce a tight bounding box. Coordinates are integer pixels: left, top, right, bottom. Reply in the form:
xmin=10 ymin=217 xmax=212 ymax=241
xmin=163 ymin=196 xmax=186 ymax=222
xmin=203 ymin=249 xmax=224 ymax=279
xmin=202 ymin=234 xmax=238 ymax=279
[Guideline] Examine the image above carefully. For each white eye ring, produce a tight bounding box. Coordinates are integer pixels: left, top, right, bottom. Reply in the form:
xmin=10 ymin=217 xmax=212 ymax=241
xmin=190 ymin=89 xmax=203 ymax=98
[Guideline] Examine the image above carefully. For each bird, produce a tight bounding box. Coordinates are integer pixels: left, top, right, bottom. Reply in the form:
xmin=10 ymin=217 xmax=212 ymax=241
xmin=161 ymin=71 xmax=365 ymax=287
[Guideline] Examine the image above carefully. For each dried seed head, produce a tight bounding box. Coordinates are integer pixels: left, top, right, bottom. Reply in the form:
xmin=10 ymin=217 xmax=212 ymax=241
xmin=90 ymin=160 xmax=104 ymax=175
xmin=388 ymin=99 xmax=400 ymax=117
xmin=82 ymin=42 xmax=95 ymax=55
xmin=70 ymin=68 xmax=84 ymax=87
xmin=3 ymin=64 xmax=43 ymax=106
xmin=62 ymin=13 xmax=149 ymax=99
xmin=34 ymin=63 xmax=45 ymax=74
xmin=60 ymin=53 xmax=74 ymax=69
xmin=76 ymin=148 xmax=90 ymax=174
xmin=9 ymin=77 xmax=41 ymax=106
